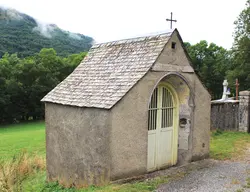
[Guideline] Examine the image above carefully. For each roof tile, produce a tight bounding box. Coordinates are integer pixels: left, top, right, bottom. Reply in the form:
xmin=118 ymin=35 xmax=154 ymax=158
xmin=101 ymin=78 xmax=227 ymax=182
xmin=41 ymin=32 xmax=172 ymax=109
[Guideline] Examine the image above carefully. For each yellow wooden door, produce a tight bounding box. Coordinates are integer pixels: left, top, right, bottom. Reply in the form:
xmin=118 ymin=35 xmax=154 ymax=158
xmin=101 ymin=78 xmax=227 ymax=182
xmin=147 ymin=83 xmax=178 ymax=171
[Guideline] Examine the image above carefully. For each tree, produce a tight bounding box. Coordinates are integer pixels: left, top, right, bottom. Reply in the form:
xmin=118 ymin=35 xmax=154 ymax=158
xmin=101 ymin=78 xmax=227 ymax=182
xmin=185 ymin=41 xmax=231 ymax=99
xmin=227 ymin=0 xmax=250 ymax=90
xmin=0 ymin=48 xmax=86 ymax=124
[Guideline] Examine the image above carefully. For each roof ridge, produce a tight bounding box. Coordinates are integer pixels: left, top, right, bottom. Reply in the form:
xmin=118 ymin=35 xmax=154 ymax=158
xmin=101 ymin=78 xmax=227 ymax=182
xmin=92 ymin=31 xmax=173 ymax=48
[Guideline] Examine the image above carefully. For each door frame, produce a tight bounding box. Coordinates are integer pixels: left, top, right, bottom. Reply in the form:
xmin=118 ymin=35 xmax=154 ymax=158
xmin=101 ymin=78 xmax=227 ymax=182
xmin=147 ymin=82 xmax=179 ymax=171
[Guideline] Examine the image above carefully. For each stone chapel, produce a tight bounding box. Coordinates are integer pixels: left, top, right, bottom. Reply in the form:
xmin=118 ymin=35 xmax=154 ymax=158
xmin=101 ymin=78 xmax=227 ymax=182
xmin=42 ymin=29 xmax=211 ymax=186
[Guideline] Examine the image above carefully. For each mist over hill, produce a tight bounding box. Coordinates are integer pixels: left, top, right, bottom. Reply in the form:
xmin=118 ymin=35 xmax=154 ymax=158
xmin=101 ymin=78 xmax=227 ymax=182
xmin=0 ymin=7 xmax=94 ymax=57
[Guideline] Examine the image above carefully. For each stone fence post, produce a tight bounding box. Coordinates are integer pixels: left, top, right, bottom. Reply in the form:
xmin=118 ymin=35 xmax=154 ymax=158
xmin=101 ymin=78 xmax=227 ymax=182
xmin=239 ymin=91 xmax=250 ymax=132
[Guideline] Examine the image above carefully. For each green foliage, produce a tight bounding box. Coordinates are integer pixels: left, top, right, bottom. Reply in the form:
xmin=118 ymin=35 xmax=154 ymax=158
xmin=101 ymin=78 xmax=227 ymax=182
xmin=0 ymin=8 xmax=90 ymax=123
xmin=185 ymin=41 xmax=231 ymax=99
xmin=0 ymin=49 xmax=86 ymax=124
xmin=0 ymin=7 xmax=93 ymax=58
xmin=226 ymin=0 xmax=250 ymax=91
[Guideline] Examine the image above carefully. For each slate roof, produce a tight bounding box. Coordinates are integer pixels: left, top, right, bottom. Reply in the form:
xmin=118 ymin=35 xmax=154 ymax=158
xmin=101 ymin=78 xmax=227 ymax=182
xmin=41 ymin=32 xmax=172 ymax=109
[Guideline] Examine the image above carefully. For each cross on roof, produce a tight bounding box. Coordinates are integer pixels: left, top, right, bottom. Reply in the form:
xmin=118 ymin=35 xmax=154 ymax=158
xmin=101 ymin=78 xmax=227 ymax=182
xmin=166 ymin=12 xmax=177 ymax=29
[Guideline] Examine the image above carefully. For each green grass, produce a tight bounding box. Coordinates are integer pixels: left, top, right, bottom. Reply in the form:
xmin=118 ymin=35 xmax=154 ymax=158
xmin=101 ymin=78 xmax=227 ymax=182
xmin=0 ymin=121 xmax=45 ymax=161
xmin=21 ymin=171 xmax=173 ymax=192
xmin=245 ymin=177 xmax=250 ymax=188
xmin=210 ymin=130 xmax=250 ymax=160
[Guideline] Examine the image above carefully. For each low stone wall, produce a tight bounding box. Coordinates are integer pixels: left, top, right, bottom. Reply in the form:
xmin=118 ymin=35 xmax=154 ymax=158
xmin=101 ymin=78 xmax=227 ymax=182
xmin=211 ymin=102 xmax=239 ymax=131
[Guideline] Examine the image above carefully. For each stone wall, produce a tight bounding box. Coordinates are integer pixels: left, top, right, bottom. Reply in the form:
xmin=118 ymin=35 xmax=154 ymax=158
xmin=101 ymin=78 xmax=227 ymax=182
xmin=211 ymin=91 xmax=250 ymax=132
xmin=239 ymin=91 xmax=250 ymax=132
xmin=211 ymin=102 xmax=239 ymax=131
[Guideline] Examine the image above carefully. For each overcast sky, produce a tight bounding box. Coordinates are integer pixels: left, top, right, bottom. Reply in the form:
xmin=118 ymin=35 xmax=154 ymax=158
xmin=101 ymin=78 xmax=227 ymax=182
xmin=1 ymin=0 xmax=247 ymax=49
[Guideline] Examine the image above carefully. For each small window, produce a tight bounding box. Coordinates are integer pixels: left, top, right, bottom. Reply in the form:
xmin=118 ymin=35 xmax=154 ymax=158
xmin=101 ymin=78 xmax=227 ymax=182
xmin=171 ymin=42 xmax=176 ymax=49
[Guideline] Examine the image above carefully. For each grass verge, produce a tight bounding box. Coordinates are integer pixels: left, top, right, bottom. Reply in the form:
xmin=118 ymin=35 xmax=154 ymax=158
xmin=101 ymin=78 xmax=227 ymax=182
xmin=21 ymin=172 xmax=184 ymax=192
xmin=210 ymin=130 xmax=250 ymax=160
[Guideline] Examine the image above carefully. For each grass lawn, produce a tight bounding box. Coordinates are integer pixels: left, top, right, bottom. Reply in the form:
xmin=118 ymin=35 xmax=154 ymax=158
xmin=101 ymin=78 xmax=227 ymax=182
xmin=210 ymin=130 xmax=250 ymax=160
xmin=0 ymin=121 xmax=45 ymax=161
xmin=1 ymin=122 xmax=250 ymax=191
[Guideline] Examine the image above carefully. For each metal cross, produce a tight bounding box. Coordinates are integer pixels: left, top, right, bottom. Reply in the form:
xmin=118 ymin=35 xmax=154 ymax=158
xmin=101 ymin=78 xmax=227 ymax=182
xmin=235 ymin=78 xmax=240 ymax=100
xmin=166 ymin=12 xmax=177 ymax=29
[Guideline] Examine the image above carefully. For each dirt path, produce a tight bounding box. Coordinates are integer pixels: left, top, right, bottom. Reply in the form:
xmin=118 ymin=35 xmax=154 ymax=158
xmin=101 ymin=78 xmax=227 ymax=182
xmin=156 ymin=148 xmax=250 ymax=192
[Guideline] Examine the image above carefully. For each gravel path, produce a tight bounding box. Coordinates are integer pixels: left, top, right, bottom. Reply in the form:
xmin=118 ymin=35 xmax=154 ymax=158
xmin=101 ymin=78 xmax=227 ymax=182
xmin=117 ymin=147 xmax=250 ymax=192
xmin=155 ymin=145 xmax=250 ymax=192
xmin=157 ymin=160 xmax=250 ymax=192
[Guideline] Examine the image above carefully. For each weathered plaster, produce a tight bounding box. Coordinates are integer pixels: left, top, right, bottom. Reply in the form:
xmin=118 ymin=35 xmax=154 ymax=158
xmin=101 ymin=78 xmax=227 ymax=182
xmin=110 ymin=70 xmax=210 ymax=179
xmin=183 ymin=73 xmax=211 ymax=161
xmin=152 ymin=30 xmax=194 ymax=73
xmin=45 ymin=103 xmax=111 ymax=186
xmin=165 ymin=76 xmax=192 ymax=151
xmin=110 ymin=72 xmax=153 ymax=180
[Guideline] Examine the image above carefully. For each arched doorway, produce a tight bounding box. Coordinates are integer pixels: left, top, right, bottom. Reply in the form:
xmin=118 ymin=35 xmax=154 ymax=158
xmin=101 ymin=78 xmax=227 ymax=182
xmin=147 ymin=82 xmax=179 ymax=171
